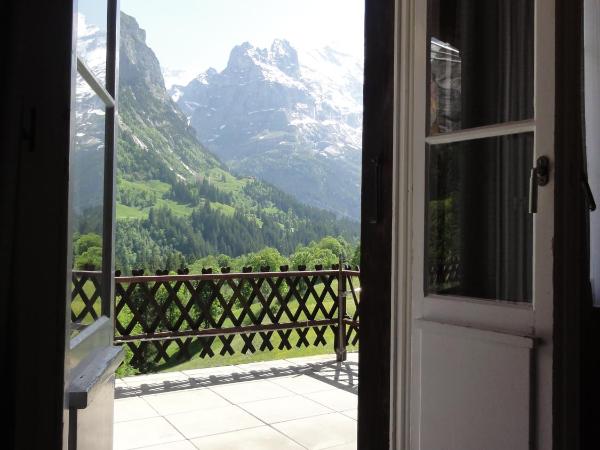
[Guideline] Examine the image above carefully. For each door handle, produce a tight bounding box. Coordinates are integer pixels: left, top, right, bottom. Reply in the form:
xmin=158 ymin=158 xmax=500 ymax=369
xmin=529 ymin=156 xmax=550 ymax=214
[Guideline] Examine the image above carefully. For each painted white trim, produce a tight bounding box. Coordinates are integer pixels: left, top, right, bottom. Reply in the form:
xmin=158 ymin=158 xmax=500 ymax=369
xmin=408 ymin=0 xmax=427 ymax=443
xmin=414 ymin=319 xmax=536 ymax=348
xmin=391 ymin=0 xmax=415 ymax=448
xmin=77 ymin=57 xmax=115 ymax=108
xmin=421 ymin=296 xmax=535 ymax=336
xmin=531 ymin=1 xmax=556 ymax=448
xmin=425 ymin=120 xmax=536 ymax=145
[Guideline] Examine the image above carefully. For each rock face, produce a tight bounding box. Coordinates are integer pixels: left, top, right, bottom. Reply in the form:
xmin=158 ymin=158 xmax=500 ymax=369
xmin=173 ymin=40 xmax=363 ymax=220
xmin=73 ymin=12 xmax=224 ymax=213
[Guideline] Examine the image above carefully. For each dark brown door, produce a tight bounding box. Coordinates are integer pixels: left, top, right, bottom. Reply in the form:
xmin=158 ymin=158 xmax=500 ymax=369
xmin=358 ymin=0 xmax=396 ymax=448
xmin=65 ymin=1 xmax=122 ymax=448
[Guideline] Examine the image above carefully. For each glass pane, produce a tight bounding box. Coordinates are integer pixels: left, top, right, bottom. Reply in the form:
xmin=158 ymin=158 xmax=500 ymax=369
xmin=70 ymin=74 xmax=106 ymax=336
xmin=77 ymin=0 xmax=108 ymax=85
xmin=427 ymin=0 xmax=534 ymax=135
xmin=425 ymin=133 xmax=533 ymax=302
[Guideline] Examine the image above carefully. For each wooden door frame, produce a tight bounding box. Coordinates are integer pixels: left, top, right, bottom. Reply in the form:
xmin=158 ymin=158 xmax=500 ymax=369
xmin=359 ymin=0 xmax=397 ymax=448
xmin=553 ymin=0 xmax=596 ymax=449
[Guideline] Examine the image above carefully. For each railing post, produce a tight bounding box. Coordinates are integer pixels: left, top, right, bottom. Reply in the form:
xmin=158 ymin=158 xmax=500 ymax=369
xmin=336 ymin=257 xmax=347 ymax=362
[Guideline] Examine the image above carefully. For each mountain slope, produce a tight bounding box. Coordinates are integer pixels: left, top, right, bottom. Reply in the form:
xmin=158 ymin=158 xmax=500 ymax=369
xmin=107 ymin=13 xmax=359 ymax=271
xmin=173 ymin=40 xmax=363 ymax=219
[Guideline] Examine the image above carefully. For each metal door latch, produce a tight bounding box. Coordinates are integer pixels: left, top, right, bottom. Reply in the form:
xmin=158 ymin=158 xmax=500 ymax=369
xmin=529 ymin=156 xmax=550 ymax=214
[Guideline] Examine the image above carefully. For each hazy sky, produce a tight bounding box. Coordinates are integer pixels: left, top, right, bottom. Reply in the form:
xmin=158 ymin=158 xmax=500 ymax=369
xmin=120 ymin=0 xmax=364 ymax=84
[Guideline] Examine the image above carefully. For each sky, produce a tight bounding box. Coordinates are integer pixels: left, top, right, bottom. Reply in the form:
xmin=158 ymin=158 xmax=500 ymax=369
xmin=120 ymin=0 xmax=364 ymax=87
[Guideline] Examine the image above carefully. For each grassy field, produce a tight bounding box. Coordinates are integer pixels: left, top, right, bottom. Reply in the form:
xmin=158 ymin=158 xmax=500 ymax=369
xmin=115 ymin=176 xmax=252 ymax=220
xmin=71 ymin=280 xmax=102 ymax=325
xmin=154 ymin=326 xmax=358 ymax=374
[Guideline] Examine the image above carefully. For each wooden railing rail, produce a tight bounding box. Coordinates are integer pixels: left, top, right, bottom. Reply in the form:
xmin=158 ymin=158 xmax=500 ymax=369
xmin=71 ymin=264 xmax=360 ymax=371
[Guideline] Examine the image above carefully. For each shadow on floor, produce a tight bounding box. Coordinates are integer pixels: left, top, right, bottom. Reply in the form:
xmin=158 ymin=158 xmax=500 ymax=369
xmin=115 ymin=358 xmax=358 ymax=399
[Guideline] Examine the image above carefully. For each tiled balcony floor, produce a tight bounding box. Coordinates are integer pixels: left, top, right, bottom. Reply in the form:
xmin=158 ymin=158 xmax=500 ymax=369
xmin=114 ymin=353 xmax=358 ymax=450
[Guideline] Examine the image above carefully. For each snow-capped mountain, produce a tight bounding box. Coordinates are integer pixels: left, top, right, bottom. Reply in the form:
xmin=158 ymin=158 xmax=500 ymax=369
xmin=76 ymin=13 xmax=107 ymax=83
xmin=172 ymin=40 xmax=363 ymax=219
xmin=72 ymin=14 xmax=108 ymax=214
xmin=74 ymin=12 xmax=107 ymax=148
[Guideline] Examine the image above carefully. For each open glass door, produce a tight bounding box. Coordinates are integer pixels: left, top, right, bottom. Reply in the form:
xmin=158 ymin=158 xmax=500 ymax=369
xmin=66 ymin=0 xmax=122 ymax=448
xmin=408 ymin=0 xmax=555 ymax=448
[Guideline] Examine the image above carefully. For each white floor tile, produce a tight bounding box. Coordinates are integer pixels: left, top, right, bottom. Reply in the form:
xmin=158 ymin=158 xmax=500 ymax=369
xmin=114 ymin=355 xmax=359 ymax=449
xmin=114 ymin=397 xmax=159 ymax=423
xmin=341 ymin=409 xmax=357 ymax=420
xmin=305 ymin=389 xmax=357 ymax=412
xmin=269 ymin=375 xmax=335 ymax=394
xmin=165 ymin=404 xmax=263 ymax=439
xmin=273 ymin=413 xmax=357 ymax=450
xmin=143 ymin=387 xmax=229 ymax=415
xmin=137 ymin=440 xmax=196 ymax=450
xmin=210 ymin=379 xmax=293 ymax=403
xmin=322 ymin=442 xmax=357 ymax=450
xmin=239 ymin=394 xmax=332 ymax=424
xmin=113 ymin=416 xmax=184 ymax=450
xmin=190 ymin=426 xmax=305 ymax=449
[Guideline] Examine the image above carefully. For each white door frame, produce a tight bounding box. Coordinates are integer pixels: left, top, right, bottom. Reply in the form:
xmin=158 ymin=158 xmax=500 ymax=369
xmin=389 ymin=0 xmax=415 ymax=447
xmin=390 ymin=0 xmax=556 ymax=448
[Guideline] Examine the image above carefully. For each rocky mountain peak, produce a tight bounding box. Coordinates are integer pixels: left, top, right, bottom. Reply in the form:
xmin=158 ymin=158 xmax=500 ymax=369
xmin=194 ymin=67 xmax=218 ymax=85
xmin=174 ymin=39 xmax=363 ymax=219
xmin=224 ymin=40 xmax=301 ymax=82
xmin=226 ymin=41 xmax=255 ymax=70
xmin=119 ymin=13 xmax=167 ymax=97
xmin=269 ymin=39 xmax=300 ymax=77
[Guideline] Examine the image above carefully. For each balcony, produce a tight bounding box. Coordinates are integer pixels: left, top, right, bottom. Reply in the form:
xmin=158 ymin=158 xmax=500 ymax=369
xmin=71 ymin=265 xmax=360 ymax=449
xmin=114 ymin=353 xmax=358 ymax=449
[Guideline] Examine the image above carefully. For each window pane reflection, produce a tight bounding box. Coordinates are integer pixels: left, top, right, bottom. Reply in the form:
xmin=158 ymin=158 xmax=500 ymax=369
xmin=425 ymin=133 xmax=533 ymax=302
xmin=71 ymin=74 xmax=106 ymax=335
xmin=77 ymin=0 xmax=108 ymax=85
xmin=428 ymin=0 xmax=534 ymax=135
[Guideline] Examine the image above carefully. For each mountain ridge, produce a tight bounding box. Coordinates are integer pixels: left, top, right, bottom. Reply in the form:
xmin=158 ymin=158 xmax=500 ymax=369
xmin=172 ymin=39 xmax=363 ymax=219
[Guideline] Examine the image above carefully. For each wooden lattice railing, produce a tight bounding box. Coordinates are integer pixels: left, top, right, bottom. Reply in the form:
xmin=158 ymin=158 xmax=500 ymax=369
xmin=71 ymin=270 xmax=103 ymax=325
xmin=428 ymin=255 xmax=461 ymax=289
xmin=71 ymin=265 xmax=360 ymax=370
